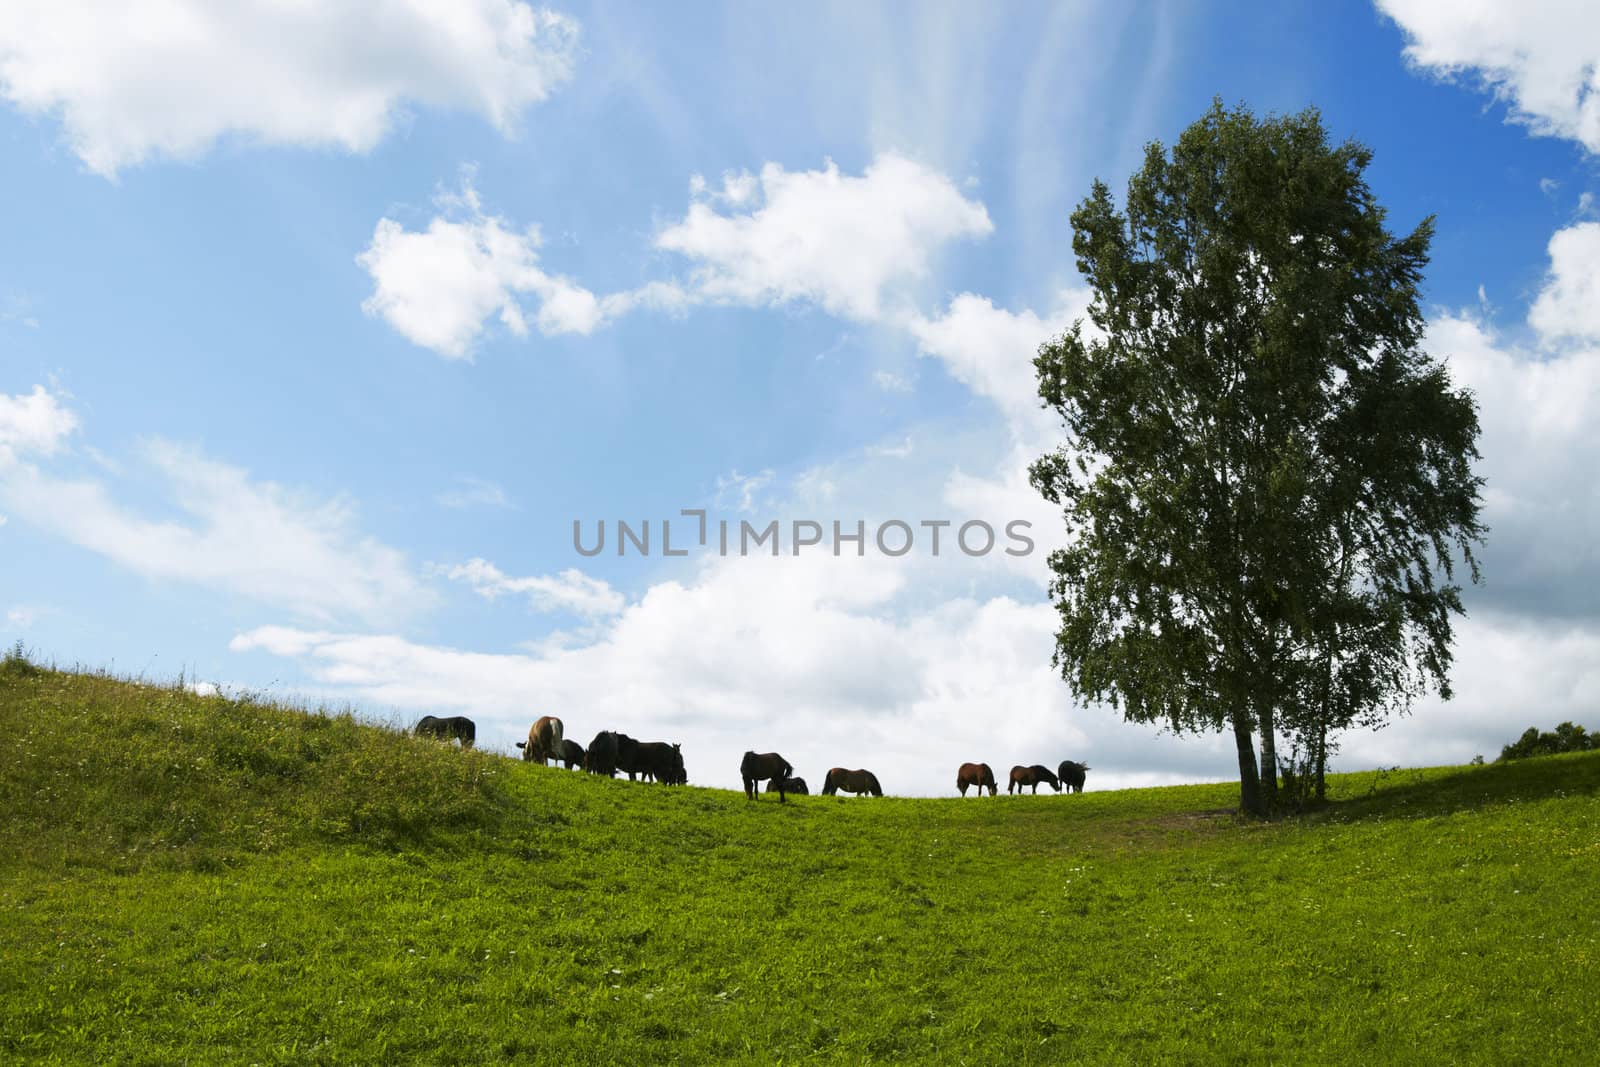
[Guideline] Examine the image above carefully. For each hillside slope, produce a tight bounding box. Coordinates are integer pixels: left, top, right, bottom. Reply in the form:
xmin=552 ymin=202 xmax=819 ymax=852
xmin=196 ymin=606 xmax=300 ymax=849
xmin=3 ymin=659 xmax=1598 ymax=1064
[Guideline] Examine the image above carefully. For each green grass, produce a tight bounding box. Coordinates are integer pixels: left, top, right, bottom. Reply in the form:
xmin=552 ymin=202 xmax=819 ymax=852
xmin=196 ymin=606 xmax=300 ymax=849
xmin=3 ymin=657 xmax=1598 ymax=1064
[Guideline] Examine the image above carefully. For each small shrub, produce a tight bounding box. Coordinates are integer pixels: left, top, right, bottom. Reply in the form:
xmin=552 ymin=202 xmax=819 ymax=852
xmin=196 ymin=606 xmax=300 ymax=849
xmin=1 ymin=640 xmax=42 ymax=678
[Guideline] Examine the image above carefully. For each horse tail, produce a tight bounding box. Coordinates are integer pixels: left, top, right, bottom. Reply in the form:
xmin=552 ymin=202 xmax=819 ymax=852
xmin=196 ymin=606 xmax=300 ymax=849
xmin=822 ymin=769 xmax=835 ymax=796
xmin=869 ymin=772 xmax=882 ymax=797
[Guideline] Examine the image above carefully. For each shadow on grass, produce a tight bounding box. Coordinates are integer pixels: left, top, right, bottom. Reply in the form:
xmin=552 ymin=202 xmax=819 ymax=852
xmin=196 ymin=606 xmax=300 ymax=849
xmin=1321 ymin=749 xmax=1600 ymax=823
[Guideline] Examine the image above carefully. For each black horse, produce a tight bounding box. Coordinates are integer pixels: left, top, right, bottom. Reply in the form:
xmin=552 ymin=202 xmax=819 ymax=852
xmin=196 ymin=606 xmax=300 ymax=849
xmin=557 ymin=738 xmax=586 ymax=770
xmin=741 ymin=751 xmax=793 ymax=802
xmin=822 ymin=768 xmax=883 ymax=796
xmin=633 ymin=741 xmax=684 ymax=784
xmin=585 ymin=730 xmax=621 ymax=776
xmin=1008 ymin=764 xmax=1061 ymax=794
xmin=765 ymin=776 xmax=808 ymax=795
xmin=413 ymin=715 xmax=475 ymax=747
xmin=1057 ymin=760 xmax=1090 ymax=794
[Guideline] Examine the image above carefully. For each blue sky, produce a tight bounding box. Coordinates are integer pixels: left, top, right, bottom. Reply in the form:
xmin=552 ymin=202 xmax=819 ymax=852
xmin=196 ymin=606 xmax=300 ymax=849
xmin=3 ymin=1 xmax=1598 ymax=794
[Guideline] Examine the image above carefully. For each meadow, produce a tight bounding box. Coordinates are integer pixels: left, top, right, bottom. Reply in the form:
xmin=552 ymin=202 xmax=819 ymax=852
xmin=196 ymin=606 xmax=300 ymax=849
xmin=2 ymin=652 xmax=1597 ymax=1064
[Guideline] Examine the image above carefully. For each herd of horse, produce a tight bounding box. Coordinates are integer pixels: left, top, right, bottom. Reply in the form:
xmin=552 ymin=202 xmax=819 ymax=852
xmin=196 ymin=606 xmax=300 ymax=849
xmin=412 ymin=715 xmax=1090 ymax=798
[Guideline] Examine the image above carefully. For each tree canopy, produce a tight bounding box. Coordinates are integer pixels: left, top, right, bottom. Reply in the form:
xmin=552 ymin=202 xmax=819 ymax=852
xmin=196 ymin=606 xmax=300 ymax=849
xmin=1031 ymin=101 xmax=1485 ymax=814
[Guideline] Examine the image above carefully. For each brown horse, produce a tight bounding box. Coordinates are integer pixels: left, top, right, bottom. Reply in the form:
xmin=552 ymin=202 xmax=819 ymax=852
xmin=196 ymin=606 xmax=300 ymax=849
xmin=956 ymin=762 xmax=996 ymax=796
xmin=822 ymin=768 xmax=882 ymax=796
xmin=766 ymin=776 xmax=808 ymax=795
xmin=1008 ymin=764 xmax=1061 ymax=794
xmin=1057 ymin=760 xmax=1090 ymax=794
xmin=741 ymin=751 xmax=792 ymax=801
xmin=516 ymin=715 xmax=564 ymax=765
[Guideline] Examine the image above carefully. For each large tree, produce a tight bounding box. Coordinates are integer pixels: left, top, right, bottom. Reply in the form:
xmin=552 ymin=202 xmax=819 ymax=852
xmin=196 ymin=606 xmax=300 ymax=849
xmin=1030 ymin=101 xmax=1485 ymax=815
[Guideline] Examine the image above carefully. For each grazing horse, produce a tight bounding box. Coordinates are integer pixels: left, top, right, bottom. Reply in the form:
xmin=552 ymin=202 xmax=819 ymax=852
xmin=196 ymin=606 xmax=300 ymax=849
xmin=557 ymin=738 xmax=586 ymax=770
xmin=766 ymin=776 xmax=808 ymax=796
xmin=611 ymin=733 xmax=645 ymax=780
xmin=741 ymin=751 xmax=793 ymax=801
xmin=516 ymin=715 xmax=563 ymax=765
xmin=413 ymin=715 xmax=475 ymax=748
xmin=956 ymin=762 xmax=996 ymax=796
xmin=1057 ymin=760 xmax=1091 ymax=794
xmin=1008 ymin=764 xmax=1061 ymax=794
xmin=822 ymin=768 xmax=883 ymax=797
xmin=585 ymin=730 xmax=620 ymax=776
xmin=633 ymin=741 xmax=684 ymax=784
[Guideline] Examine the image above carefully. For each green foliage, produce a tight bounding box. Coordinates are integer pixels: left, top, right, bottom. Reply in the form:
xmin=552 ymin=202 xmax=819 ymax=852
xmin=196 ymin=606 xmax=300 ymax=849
xmin=3 ymin=668 xmax=1599 ymax=1062
xmin=1031 ymin=100 xmax=1485 ymax=814
xmin=1498 ymin=722 xmax=1597 ymax=762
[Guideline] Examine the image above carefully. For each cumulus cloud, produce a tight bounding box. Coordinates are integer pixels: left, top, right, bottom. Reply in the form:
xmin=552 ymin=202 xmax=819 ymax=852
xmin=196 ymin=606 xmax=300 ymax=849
xmin=656 ymin=154 xmax=993 ymax=322
xmin=440 ymin=557 xmax=624 ymax=616
xmin=0 ymin=0 xmax=580 ymax=176
xmin=358 ymin=176 xmax=686 ymax=358
xmin=1424 ymin=312 xmax=1600 ymax=621
xmin=1378 ymin=0 xmax=1600 ymax=153
xmin=234 ymin=550 xmax=1226 ymax=796
xmin=0 ymin=386 xmax=426 ymax=624
xmin=1529 ymin=222 xmax=1600 ymax=344
xmin=907 ymin=289 xmax=1088 ymax=446
xmin=0 ymin=384 xmax=78 ymax=465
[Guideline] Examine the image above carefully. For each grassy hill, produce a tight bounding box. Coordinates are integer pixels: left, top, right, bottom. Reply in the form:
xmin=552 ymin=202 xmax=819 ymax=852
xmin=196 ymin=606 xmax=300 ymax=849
xmin=3 ymin=654 xmax=1598 ymax=1064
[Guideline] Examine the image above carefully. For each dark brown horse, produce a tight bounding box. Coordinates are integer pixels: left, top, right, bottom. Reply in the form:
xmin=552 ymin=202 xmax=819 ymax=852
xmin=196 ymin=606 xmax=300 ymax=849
xmin=741 ymin=751 xmax=792 ymax=801
xmin=1008 ymin=764 xmax=1061 ymax=794
xmin=822 ymin=768 xmax=882 ymax=796
xmin=956 ymin=762 xmax=996 ymax=796
xmin=766 ymin=776 xmax=808 ymax=795
xmin=1057 ymin=760 xmax=1090 ymax=794
xmin=516 ymin=715 xmax=563 ymax=765
xmin=414 ymin=715 xmax=475 ymax=747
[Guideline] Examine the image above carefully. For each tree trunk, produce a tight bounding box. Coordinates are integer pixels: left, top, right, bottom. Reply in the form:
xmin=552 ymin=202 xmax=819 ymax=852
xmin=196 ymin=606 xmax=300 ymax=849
xmin=1314 ymin=721 xmax=1327 ymax=801
xmin=1232 ymin=711 xmax=1263 ymax=815
xmin=1258 ymin=702 xmax=1278 ymax=806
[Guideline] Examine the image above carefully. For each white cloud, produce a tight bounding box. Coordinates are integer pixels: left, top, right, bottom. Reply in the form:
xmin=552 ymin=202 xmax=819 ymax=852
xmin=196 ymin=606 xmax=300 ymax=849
xmin=908 ymin=289 xmax=1088 ymax=446
xmin=441 ymin=557 xmax=624 ymax=617
xmin=0 ymin=384 xmax=78 ymax=465
xmin=1423 ymin=311 xmax=1600 ymax=620
xmin=1378 ymin=0 xmax=1600 ymax=153
xmin=656 ymin=154 xmax=993 ymax=322
xmin=4 ymin=606 xmax=35 ymax=630
xmin=713 ymin=468 xmax=775 ymax=513
xmin=359 ymin=176 xmax=686 ymax=358
xmin=1339 ymin=611 xmax=1600 ymax=767
xmin=0 ymin=387 xmax=427 ymax=624
xmin=868 ymin=436 xmax=915 ymax=459
xmin=873 ymin=370 xmax=914 ymax=393
xmin=1529 ymin=222 xmax=1600 ymax=344
xmin=234 ymin=550 xmax=1224 ymax=796
xmin=0 ymin=1 xmax=580 ymax=176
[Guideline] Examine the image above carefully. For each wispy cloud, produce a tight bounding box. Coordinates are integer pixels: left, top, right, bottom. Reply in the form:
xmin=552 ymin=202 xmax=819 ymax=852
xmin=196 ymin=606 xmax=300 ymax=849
xmin=439 ymin=557 xmax=625 ymax=617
